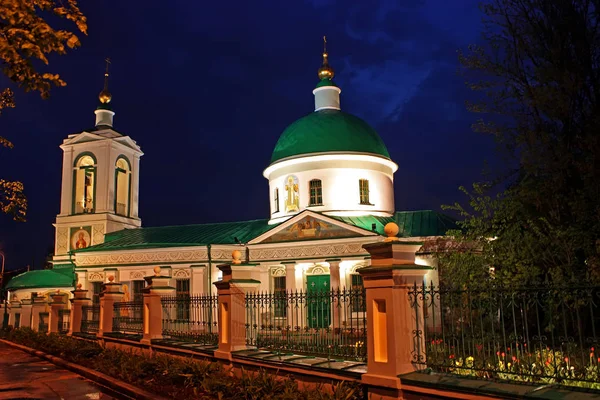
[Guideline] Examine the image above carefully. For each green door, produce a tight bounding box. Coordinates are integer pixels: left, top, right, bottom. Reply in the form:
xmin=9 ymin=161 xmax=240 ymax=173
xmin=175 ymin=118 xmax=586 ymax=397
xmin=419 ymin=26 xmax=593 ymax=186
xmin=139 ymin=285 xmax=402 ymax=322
xmin=307 ymin=275 xmax=330 ymax=328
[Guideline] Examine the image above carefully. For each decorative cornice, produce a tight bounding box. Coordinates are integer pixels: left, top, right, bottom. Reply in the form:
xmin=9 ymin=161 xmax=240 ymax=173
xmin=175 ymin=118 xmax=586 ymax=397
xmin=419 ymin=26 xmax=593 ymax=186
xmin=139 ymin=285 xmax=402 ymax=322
xmin=74 ymin=241 xmax=374 ymax=267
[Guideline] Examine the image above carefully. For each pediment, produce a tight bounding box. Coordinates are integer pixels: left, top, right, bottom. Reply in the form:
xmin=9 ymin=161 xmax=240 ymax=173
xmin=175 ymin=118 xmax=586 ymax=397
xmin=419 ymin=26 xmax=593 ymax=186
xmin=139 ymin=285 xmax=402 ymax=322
xmin=62 ymin=131 xmax=142 ymax=153
xmin=62 ymin=131 xmax=106 ymax=146
xmin=249 ymin=210 xmax=378 ymax=245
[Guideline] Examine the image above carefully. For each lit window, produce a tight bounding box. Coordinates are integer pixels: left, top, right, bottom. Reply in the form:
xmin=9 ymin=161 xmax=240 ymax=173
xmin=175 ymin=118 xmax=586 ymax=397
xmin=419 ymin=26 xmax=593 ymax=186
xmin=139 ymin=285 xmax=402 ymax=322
xmin=309 ymin=179 xmax=323 ymax=206
xmin=351 ymin=274 xmax=365 ymax=312
xmin=273 ymin=276 xmax=287 ymax=318
xmin=359 ymin=179 xmax=370 ymax=205
xmin=274 ymin=188 xmax=280 ymax=213
xmin=115 ymin=157 xmax=131 ymax=216
xmin=73 ymin=154 xmax=96 ymax=214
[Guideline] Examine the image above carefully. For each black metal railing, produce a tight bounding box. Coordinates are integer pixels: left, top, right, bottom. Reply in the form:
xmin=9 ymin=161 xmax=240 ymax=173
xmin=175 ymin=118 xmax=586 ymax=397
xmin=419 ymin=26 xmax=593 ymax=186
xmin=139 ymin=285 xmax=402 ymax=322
xmin=81 ymin=304 xmax=100 ymax=334
xmin=113 ymin=301 xmax=143 ymax=334
xmin=410 ymin=281 xmax=600 ymax=388
xmin=58 ymin=309 xmax=70 ymax=334
xmin=38 ymin=312 xmax=49 ymax=333
xmin=245 ymin=288 xmax=367 ymax=361
xmin=161 ymin=295 xmax=218 ymax=345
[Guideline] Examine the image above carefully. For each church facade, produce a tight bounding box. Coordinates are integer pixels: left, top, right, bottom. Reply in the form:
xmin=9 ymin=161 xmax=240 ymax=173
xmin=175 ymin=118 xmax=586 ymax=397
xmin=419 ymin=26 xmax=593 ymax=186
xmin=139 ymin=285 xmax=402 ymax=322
xmin=6 ymin=47 xmax=456 ymax=303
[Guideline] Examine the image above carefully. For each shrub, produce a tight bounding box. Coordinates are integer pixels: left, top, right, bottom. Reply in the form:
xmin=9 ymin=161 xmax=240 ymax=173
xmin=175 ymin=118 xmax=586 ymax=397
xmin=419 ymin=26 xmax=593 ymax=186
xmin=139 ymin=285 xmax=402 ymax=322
xmin=0 ymin=328 xmax=364 ymax=400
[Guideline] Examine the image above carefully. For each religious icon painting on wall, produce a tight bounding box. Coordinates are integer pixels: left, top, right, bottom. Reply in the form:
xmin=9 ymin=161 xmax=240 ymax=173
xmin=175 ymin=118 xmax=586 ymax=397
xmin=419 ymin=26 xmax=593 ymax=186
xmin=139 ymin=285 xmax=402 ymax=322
xmin=284 ymin=175 xmax=300 ymax=213
xmin=261 ymin=216 xmax=360 ymax=243
xmin=70 ymin=226 xmax=92 ymax=250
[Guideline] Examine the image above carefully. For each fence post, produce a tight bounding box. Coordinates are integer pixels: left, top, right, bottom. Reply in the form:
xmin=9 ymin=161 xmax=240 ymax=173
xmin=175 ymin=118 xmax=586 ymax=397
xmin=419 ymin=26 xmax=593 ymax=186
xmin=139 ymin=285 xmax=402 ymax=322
xmin=30 ymin=293 xmax=48 ymax=332
xmin=8 ymin=297 xmax=21 ymax=327
xmin=98 ymin=276 xmax=123 ymax=338
xmin=19 ymin=297 xmax=33 ymax=328
xmin=69 ymin=284 xmax=91 ymax=336
xmin=214 ymin=251 xmax=261 ymax=361
xmin=359 ymin=222 xmax=432 ymax=400
xmin=49 ymin=292 xmax=68 ymax=333
xmin=141 ymin=267 xmax=175 ymax=345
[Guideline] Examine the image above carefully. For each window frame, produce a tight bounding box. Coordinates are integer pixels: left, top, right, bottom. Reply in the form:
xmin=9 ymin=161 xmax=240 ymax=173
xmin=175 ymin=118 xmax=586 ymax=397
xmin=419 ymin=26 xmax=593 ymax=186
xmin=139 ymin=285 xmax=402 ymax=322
xmin=274 ymin=188 xmax=280 ymax=213
xmin=273 ymin=276 xmax=287 ymax=318
xmin=72 ymin=153 xmax=97 ymax=215
xmin=114 ymin=156 xmax=132 ymax=217
xmin=359 ymin=179 xmax=372 ymax=205
xmin=309 ymin=179 xmax=323 ymax=206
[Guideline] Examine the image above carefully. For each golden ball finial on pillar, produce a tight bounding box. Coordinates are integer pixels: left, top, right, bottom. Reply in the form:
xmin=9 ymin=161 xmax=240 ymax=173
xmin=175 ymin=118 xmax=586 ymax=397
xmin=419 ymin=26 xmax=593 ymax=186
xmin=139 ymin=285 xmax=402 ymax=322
xmin=317 ymin=35 xmax=334 ymax=80
xmin=154 ymin=266 xmax=161 ymax=276
xmin=383 ymin=222 xmax=400 ymax=242
xmin=232 ymin=250 xmax=242 ymax=264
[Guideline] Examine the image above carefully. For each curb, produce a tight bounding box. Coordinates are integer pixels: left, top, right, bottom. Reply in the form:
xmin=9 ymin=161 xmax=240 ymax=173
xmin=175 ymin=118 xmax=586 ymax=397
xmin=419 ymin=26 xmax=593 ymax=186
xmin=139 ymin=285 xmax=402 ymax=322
xmin=0 ymin=338 xmax=168 ymax=400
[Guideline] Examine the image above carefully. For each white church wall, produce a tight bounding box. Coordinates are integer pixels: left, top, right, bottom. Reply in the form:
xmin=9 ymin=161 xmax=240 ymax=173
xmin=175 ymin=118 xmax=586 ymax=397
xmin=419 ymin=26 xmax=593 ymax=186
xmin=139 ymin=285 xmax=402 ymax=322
xmin=268 ymin=164 xmax=394 ymax=223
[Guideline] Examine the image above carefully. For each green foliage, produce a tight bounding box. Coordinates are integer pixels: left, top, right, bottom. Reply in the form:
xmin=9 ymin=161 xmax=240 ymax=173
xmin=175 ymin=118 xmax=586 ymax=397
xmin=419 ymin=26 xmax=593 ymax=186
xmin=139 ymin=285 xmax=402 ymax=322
xmin=0 ymin=328 xmax=364 ymax=400
xmin=442 ymin=0 xmax=600 ymax=286
xmin=0 ymin=0 xmax=87 ymax=98
xmin=0 ymin=0 xmax=87 ymax=222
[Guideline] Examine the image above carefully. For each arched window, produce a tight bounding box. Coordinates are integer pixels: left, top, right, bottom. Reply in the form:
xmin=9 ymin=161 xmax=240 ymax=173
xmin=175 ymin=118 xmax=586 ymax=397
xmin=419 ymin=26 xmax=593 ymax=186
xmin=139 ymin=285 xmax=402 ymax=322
xmin=115 ymin=157 xmax=131 ymax=216
xmin=273 ymin=188 xmax=280 ymax=213
xmin=359 ymin=179 xmax=371 ymax=205
xmin=309 ymin=179 xmax=323 ymax=206
xmin=73 ymin=154 xmax=96 ymax=214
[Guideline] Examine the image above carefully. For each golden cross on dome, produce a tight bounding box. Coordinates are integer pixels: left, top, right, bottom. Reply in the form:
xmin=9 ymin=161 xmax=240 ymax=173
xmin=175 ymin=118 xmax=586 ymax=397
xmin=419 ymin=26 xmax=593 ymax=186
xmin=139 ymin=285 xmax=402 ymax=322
xmin=104 ymin=58 xmax=111 ymax=88
xmin=99 ymin=57 xmax=112 ymax=104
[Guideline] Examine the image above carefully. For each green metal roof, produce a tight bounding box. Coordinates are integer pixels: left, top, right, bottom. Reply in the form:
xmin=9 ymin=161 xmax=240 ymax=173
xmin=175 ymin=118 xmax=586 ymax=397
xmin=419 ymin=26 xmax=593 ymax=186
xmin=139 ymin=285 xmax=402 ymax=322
xmin=394 ymin=210 xmax=458 ymax=237
xmin=270 ymin=109 xmax=391 ymax=164
xmin=330 ymin=210 xmax=457 ymax=238
xmin=76 ymin=219 xmax=277 ymax=253
xmin=6 ymin=270 xmax=74 ymax=290
xmin=74 ymin=211 xmax=456 ymax=254
xmin=315 ymin=78 xmax=337 ymax=88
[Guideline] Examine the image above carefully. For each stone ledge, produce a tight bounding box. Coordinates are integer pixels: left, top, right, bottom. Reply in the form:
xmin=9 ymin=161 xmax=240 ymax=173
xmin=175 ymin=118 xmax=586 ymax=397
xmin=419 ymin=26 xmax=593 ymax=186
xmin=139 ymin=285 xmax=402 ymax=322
xmin=0 ymin=338 xmax=168 ymax=400
xmin=400 ymin=371 xmax=600 ymax=400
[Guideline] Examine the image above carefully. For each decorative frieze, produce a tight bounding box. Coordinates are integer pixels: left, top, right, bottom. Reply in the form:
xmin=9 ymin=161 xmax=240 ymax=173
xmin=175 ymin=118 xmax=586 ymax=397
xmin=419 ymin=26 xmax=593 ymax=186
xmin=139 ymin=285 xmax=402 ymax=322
xmin=56 ymin=227 xmax=69 ymax=255
xmin=88 ymin=271 xmax=104 ymax=282
xmin=92 ymin=224 xmax=105 ymax=245
xmin=75 ymin=242 xmax=370 ymax=267
xmin=173 ymin=269 xmax=190 ymax=279
xmin=129 ymin=271 xmax=145 ymax=280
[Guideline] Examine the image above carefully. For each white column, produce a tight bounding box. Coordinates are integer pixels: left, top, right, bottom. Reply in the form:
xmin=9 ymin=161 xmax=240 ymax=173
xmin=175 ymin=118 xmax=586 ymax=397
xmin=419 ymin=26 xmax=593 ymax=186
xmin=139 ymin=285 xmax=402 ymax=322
xmin=191 ymin=265 xmax=206 ymax=295
xmin=327 ymin=259 xmax=341 ymax=290
xmin=283 ymin=262 xmax=296 ymax=292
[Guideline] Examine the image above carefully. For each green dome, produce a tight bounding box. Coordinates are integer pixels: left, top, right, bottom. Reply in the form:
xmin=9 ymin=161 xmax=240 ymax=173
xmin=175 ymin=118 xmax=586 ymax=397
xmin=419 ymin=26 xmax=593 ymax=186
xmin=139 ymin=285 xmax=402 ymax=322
xmin=270 ymin=109 xmax=390 ymax=164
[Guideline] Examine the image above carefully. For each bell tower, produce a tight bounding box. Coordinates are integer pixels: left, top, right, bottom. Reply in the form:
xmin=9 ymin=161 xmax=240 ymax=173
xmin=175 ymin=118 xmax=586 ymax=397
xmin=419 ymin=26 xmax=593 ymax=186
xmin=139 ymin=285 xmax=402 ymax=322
xmin=51 ymin=60 xmax=143 ymax=267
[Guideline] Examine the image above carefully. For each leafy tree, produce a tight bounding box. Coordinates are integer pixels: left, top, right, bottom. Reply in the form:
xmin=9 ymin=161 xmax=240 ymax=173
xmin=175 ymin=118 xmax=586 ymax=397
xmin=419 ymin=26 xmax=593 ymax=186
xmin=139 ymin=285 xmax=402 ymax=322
xmin=0 ymin=0 xmax=87 ymax=221
xmin=440 ymin=0 xmax=600 ymax=285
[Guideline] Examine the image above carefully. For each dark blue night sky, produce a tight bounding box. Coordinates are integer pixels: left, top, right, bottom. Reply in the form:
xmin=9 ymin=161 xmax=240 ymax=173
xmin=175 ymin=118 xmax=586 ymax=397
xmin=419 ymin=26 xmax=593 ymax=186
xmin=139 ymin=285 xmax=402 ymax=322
xmin=0 ymin=0 xmax=496 ymax=270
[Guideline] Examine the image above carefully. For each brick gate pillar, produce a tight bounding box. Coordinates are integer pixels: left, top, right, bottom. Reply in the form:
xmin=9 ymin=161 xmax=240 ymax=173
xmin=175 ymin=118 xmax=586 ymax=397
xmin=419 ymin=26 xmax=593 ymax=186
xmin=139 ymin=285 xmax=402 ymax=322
xmin=214 ymin=250 xmax=261 ymax=361
xmin=49 ymin=292 xmax=68 ymax=333
xmin=360 ymin=222 xmax=432 ymax=400
xmin=140 ymin=267 xmax=175 ymax=345
xmin=98 ymin=276 xmax=123 ymax=338
xmin=68 ymin=284 xmax=91 ymax=335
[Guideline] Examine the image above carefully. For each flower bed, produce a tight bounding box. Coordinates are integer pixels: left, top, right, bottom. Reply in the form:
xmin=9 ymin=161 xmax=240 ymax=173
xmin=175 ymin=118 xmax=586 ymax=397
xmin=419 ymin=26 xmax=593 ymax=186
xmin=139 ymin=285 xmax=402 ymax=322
xmin=1 ymin=328 xmax=363 ymax=400
xmin=426 ymin=339 xmax=600 ymax=390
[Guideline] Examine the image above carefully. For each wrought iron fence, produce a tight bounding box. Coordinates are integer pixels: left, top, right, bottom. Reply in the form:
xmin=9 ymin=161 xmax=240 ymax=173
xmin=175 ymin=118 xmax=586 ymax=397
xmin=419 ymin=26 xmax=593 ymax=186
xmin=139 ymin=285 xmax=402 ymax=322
xmin=38 ymin=312 xmax=49 ymax=333
xmin=58 ymin=309 xmax=70 ymax=334
xmin=113 ymin=301 xmax=143 ymax=334
xmin=245 ymin=288 xmax=367 ymax=361
xmin=410 ymin=281 xmax=600 ymax=387
xmin=81 ymin=304 xmax=100 ymax=334
xmin=161 ymin=295 xmax=218 ymax=345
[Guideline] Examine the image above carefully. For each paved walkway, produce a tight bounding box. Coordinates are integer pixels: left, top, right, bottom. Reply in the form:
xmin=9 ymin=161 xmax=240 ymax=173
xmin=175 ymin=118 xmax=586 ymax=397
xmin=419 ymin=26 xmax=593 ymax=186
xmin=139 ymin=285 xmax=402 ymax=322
xmin=0 ymin=342 xmax=122 ymax=400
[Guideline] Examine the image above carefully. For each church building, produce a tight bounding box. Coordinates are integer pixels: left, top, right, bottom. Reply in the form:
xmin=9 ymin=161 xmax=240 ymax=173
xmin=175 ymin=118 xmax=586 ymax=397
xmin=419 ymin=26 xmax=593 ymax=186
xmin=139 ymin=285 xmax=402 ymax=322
xmin=6 ymin=43 xmax=456 ymax=303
